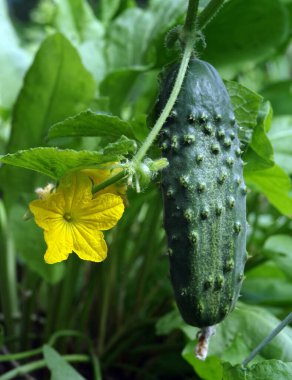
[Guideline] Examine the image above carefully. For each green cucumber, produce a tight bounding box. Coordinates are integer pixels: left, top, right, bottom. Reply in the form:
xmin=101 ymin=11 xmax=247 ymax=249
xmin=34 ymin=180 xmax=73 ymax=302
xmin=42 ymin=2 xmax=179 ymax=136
xmin=156 ymin=58 xmax=247 ymax=328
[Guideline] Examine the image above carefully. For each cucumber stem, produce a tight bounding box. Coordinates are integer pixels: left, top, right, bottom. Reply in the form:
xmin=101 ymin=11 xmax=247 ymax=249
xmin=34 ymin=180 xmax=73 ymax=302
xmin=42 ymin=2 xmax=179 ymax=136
xmin=133 ymin=0 xmax=200 ymax=164
xmin=195 ymin=326 xmax=216 ymax=361
xmin=92 ymin=169 xmax=128 ymax=194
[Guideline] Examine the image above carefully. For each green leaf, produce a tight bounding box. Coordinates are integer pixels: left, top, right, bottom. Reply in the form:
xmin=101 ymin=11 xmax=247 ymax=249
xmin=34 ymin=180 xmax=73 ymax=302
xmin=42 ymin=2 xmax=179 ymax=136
xmin=47 ymin=110 xmax=135 ymax=141
xmin=269 ymin=116 xmax=292 ymax=174
xmin=106 ymin=8 xmax=155 ymax=70
xmin=264 ymin=235 xmax=292 ymax=280
xmin=0 ymin=0 xmax=31 ymax=109
xmin=98 ymin=0 xmax=121 ymax=23
xmin=202 ymin=0 xmax=290 ymax=76
xmin=182 ymin=344 xmax=223 ymax=380
xmin=244 ymin=102 xmax=274 ymax=171
xmin=225 ymin=80 xmax=263 ymax=129
xmin=7 ymin=33 xmax=95 ymax=153
xmin=261 ymin=81 xmax=292 ymax=116
xmin=244 ymin=164 xmax=292 ymax=216
xmin=181 ymin=303 xmax=292 ymax=379
xmin=105 ymin=0 xmax=186 ymax=71
xmin=43 ymin=345 xmax=86 ymax=380
xmin=9 ymin=203 xmax=64 ymax=284
xmin=0 ymin=147 xmax=121 ymax=179
xmin=242 ymin=277 xmax=292 ymax=306
xmin=100 ymin=68 xmax=149 ymax=115
xmin=53 ymin=0 xmax=106 ymax=83
xmin=223 ymin=360 xmax=292 ymax=380
xmin=0 ymin=33 xmax=95 ymax=202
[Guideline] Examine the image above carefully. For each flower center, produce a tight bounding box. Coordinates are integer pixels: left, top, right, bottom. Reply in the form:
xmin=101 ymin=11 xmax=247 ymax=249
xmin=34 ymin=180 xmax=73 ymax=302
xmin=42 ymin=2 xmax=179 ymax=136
xmin=63 ymin=212 xmax=73 ymax=222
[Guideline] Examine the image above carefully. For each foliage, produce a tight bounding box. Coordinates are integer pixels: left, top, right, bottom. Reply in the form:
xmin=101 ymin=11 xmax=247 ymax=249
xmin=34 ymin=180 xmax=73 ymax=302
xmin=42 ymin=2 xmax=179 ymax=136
xmin=0 ymin=0 xmax=292 ymax=379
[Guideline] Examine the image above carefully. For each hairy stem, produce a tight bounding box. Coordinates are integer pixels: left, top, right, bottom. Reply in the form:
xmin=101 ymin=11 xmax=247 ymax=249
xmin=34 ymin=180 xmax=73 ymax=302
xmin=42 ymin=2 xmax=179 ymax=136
xmin=92 ymin=170 xmax=128 ymax=194
xmin=133 ymin=0 xmax=199 ymax=164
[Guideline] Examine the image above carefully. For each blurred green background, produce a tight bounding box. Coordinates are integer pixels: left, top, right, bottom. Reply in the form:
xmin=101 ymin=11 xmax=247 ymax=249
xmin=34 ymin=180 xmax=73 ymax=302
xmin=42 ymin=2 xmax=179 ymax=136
xmin=0 ymin=0 xmax=292 ymax=379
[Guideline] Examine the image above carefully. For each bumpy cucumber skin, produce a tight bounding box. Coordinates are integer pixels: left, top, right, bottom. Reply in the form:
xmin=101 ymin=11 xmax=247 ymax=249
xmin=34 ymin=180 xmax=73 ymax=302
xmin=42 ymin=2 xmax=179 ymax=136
xmin=157 ymin=59 xmax=247 ymax=328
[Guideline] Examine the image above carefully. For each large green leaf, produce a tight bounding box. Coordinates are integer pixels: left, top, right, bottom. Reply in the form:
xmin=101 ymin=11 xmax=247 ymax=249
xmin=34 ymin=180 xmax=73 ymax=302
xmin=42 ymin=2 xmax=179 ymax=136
xmin=242 ymin=277 xmax=292 ymax=306
xmin=202 ymin=0 xmax=290 ymax=76
xmin=47 ymin=110 xmax=135 ymax=141
xmin=43 ymin=345 xmax=86 ymax=380
xmin=261 ymin=81 xmax=292 ymax=116
xmin=105 ymin=0 xmax=186 ymax=71
xmin=269 ymin=116 xmax=292 ymax=174
xmin=182 ymin=304 xmax=292 ymax=380
xmin=223 ymin=360 xmax=292 ymax=380
xmin=0 ymin=147 xmax=120 ymax=179
xmin=244 ymin=164 xmax=292 ymax=216
xmin=0 ymin=0 xmax=31 ymax=109
xmin=53 ymin=0 xmax=106 ymax=83
xmin=264 ymin=235 xmax=292 ymax=280
xmin=0 ymin=33 xmax=96 ymax=203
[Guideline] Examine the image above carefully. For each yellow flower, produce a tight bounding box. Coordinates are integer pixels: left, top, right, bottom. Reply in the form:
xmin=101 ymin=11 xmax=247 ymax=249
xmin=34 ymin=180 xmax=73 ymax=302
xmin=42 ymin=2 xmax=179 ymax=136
xmin=29 ymin=171 xmax=124 ymax=264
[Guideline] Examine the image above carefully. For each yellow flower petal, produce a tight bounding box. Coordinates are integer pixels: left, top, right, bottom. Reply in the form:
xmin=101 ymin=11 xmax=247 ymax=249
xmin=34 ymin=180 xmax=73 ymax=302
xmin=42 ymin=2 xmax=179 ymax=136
xmin=58 ymin=171 xmax=93 ymax=211
xmin=77 ymin=193 xmax=124 ymax=230
xmin=43 ymin=220 xmax=73 ymax=264
xmin=29 ymin=196 xmax=65 ymax=230
xmin=72 ymin=227 xmax=107 ymax=262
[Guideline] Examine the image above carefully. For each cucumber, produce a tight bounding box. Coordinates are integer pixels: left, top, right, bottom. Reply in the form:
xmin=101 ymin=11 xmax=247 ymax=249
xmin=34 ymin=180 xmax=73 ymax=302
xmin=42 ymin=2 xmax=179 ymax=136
xmin=156 ymin=58 xmax=247 ymax=328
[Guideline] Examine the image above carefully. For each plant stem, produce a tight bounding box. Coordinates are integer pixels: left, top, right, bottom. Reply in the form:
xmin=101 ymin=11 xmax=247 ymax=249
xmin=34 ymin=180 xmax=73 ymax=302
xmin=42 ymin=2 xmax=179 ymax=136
xmin=242 ymin=312 xmax=292 ymax=367
xmin=0 ymin=355 xmax=90 ymax=380
xmin=0 ymin=347 xmax=43 ymax=362
xmin=198 ymin=0 xmax=225 ymax=30
xmin=92 ymin=170 xmax=127 ymax=194
xmin=54 ymin=255 xmax=81 ymax=333
xmin=0 ymin=201 xmax=19 ymax=346
xmin=133 ymin=0 xmax=199 ymax=164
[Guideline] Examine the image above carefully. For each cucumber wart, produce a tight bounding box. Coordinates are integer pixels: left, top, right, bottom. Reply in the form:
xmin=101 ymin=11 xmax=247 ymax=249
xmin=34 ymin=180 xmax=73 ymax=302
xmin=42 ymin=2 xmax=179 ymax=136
xmin=156 ymin=59 xmax=247 ymax=328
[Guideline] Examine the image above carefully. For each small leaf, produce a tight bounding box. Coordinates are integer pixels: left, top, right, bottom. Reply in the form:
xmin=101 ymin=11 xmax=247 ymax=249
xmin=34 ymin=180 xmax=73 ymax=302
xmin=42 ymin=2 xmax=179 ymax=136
xmin=43 ymin=345 xmax=86 ymax=380
xmin=225 ymin=80 xmax=263 ymax=129
xmin=103 ymin=135 xmax=137 ymax=155
xmin=0 ymin=147 xmax=121 ymax=179
xmin=47 ymin=110 xmax=135 ymax=141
